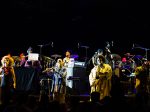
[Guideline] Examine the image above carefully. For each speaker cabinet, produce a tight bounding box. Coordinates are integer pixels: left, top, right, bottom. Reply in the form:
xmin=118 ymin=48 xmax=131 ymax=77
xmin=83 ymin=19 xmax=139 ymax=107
xmin=72 ymin=67 xmax=90 ymax=94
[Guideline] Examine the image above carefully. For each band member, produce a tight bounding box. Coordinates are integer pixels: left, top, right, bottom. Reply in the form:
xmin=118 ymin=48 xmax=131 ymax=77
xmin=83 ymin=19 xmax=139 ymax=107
xmin=27 ymin=46 xmax=33 ymax=54
xmin=63 ymin=50 xmax=71 ymax=67
xmin=92 ymin=49 xmax=104 ymax=67
xmin=0 ymin=55 xmax=16 ymax=105
xmin=134 ymin=58 xmax=149 ymax=107
xmin=119 ymin=53 xmax=136 ymax=79
xmin=86 ymin=49 xmax=104 ymax=75
xmin=134 ymin=58 xmax=149 ymax=92
xmin=43 ymin=58 xmax=67 ymax=103
xmin=122 ymin=53 xmax=136 ymax=71
xmin=89 ymin=55 xmax=112 ymax=100
xmin=62 ymin=50 xmax=75 ymax=89
xmin=19 ymin=52 xmax=26 ymax=67
xmin=26 ymin=46 xmax=33 ymax=61
xmin=51 ymin=58 xmax=67 ymax=103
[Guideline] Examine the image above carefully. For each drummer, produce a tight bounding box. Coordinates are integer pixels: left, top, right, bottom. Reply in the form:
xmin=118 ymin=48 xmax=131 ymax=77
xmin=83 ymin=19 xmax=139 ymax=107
xmin=120 ymin=53 xmax=136 ymax=74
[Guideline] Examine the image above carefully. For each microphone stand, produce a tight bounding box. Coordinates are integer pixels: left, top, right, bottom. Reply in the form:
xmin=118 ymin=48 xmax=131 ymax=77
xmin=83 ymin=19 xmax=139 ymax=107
xmin=37 ymin=43 xmax=53 ymax=71
xmin=80 ymin=45 xmax=89 ymax=63
xmin=37 ymin=42 xmax=52 ymax=61
xmin=37 ymin=45 xmax=44 ymax=61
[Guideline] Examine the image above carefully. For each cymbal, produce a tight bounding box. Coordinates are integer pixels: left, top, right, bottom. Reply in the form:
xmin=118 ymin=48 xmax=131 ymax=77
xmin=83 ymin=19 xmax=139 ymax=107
xmin=51 ymin=54 xmax=62 ymax=58
xmin=43 ymin=56 xmax=52 ymax=60
xmin=12 ymin=56 xmax=19 ymax=58
xmin=111 ymin=54 xmax=121 ymax=61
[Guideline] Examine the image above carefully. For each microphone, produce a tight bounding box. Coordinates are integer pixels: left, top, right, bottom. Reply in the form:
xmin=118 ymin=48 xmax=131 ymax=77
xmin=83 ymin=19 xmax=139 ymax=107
xmin=4 ymin=61 xmax=7 ymax=67
xmin=132 ymin=43 xmax=134 ymax=49
xmin=78 ymin=43 xmax=80 ymax=48
xmin=51 ymin=42 xmax=53 ymax=48
xmin=111 ymin=41 xmax=113 ymax=47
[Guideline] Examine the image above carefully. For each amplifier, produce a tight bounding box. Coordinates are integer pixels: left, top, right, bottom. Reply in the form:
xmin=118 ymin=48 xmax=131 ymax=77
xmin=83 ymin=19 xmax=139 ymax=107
xmin=74 ymin=61 xmax=85 ymax=67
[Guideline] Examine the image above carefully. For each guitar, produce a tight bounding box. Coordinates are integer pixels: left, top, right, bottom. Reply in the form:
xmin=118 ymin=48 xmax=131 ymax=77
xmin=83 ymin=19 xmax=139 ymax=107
xmin=55 ymin=67 xmax=67 ymax=78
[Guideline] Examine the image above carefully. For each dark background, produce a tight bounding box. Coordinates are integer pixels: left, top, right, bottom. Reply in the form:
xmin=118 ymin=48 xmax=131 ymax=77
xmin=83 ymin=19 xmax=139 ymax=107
xmin=1 ymin=0 xmax=150 ymax=60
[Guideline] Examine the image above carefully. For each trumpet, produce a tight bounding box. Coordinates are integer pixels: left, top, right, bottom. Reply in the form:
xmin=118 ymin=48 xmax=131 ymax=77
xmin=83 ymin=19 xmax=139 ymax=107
xmin=42 ymin=67 xmax=54 ymax=73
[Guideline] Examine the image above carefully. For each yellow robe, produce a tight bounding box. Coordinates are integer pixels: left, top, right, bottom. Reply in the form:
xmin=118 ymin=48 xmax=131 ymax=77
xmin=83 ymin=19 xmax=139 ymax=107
xmin=89 ymin=64 xmax=112 ymax=100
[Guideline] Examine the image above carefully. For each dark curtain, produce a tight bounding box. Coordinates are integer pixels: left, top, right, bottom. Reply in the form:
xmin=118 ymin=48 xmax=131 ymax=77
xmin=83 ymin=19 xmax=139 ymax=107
xmin=14 ymin=67 xmax=39 ymax=93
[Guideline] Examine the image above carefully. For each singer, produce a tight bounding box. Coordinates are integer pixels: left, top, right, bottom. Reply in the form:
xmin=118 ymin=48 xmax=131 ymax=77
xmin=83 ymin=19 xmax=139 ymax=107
xmin=89 ymin=54 xmax=112 ymax=100
xmin=0 ymin=55 xmax=16 ymax=105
